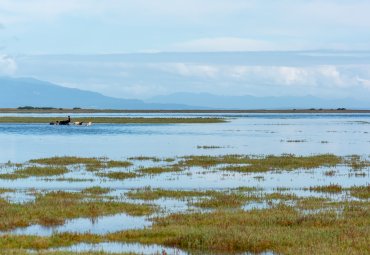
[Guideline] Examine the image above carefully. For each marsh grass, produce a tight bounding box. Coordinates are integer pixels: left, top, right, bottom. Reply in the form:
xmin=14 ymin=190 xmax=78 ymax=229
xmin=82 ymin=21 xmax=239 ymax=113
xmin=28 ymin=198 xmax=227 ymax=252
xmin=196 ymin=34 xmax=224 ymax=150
xmin=126 ymin=187 xmax=214 ymax=200
xmin=345 ymin=155 xmax=370 ymax=170
xmin=0 ymin=166 xmax=69 ymax=179
xmin=105 ymin=161 xmax=133 ymax=168
xmin=30 ymin=156 xmax=133 ymax=173
xmin=221 ymin=154 xmax=342 ymax=173
xmin=349 ymin=185 xmax=370 ymax=199
xmin=127 ymin=156 xmax=161 ymax=162
xmin=232 ymin=186 xmax=261 ymax=192
xmin=0 ymin=188 xmax=14 ymax=194
xmin=0 ymin=196 xmax=368 ymax=254
xmin=10 ymin=153 xmax=365 ymax=180
xmin=97 ymin=171 xmax=139 ymax=180
xmin=106 ymin=202 xmax=370 ymax=254
xmin=307 ymin=184 xmax=343 ymax=193
xmin=191 ymin=192 xmax=260 ymax=208
xmin=126 ymin=187 xmax=262 ymax=209
xmin=264 ymin=192 xmax=298 ymax=200
xmin=0 ymin=191 xmax=155 ymax=231
xmin=295 ymin=196 xmax=330 ymax=210
xmin=82 ymin=186 xmax=111 ymax=195
xmin=177 ymin=154 xmax=342 ymax=173
xmin=30 ymin=156 xmax=103 ymax=166
xmin=1 ymin=154 xmax=368 ymax=254
xmin=137 ymin=166 xmax=182 ymax=175
xmin=303 ymin=185 xmax=370 ymax=199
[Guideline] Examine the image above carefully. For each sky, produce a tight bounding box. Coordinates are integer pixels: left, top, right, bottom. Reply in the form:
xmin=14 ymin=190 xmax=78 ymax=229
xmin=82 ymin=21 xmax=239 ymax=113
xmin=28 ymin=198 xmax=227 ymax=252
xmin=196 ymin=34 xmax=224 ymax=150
xmin=0 ymin=0 xmax=370 ymax=99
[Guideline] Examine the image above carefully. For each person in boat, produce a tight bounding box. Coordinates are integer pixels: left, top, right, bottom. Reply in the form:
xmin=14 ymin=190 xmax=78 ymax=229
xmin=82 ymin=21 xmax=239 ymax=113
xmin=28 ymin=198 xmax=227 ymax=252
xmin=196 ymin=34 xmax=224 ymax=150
xmin=59 ymin=116 xmax=71 ymax=125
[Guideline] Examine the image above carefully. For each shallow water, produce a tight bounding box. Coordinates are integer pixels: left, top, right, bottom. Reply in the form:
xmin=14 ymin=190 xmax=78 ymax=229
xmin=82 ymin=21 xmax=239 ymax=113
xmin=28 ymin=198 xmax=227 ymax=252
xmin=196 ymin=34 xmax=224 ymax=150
xmin=53 ymin=241 xmax=274 ymax=255
xmin=7 ymin=213 xmax=150 ymax=236
xmin=0 ymin=165 xmax=368 ymax=191
xmin=1 ymin=113 xmax=369 ymax=163
xmin=53 ymin=242 xmax=187 ymax=255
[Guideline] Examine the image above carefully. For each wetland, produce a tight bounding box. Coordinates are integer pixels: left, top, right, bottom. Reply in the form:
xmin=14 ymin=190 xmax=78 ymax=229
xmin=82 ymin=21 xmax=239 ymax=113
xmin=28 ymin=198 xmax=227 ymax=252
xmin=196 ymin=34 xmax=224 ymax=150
xmin=0 ymin=112 xmax=369 ymax=254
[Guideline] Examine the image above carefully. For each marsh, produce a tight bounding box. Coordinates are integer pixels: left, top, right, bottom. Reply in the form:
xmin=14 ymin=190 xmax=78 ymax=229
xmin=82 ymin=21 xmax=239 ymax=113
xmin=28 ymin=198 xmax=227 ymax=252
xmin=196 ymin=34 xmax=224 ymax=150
xmin=0 ymin=112 xmax=369 ymax=254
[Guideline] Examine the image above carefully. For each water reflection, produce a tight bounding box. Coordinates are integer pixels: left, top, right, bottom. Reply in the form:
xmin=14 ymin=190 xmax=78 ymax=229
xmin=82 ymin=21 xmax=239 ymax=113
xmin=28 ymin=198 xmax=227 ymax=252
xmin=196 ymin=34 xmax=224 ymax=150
xmin=7 ymin=213 xmax=150 ymax=236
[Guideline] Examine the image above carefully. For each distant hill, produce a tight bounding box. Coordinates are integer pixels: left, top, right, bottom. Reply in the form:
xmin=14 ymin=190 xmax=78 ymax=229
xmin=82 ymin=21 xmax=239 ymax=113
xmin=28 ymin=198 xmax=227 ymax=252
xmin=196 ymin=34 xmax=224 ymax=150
xmin=2 ymin=76 xmax=369 ymax=110
xmin=147 ymin=92 xmax=370 ymax=109
xmin=0 ymin=77 xmax=193 ymax=109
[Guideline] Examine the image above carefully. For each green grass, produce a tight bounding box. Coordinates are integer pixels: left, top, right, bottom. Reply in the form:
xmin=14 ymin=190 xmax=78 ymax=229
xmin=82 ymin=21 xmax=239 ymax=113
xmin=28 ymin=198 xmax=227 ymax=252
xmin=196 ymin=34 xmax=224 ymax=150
xmin=29 ymin=156 xmax=133 ymax=172
xmin=0 ymin=166 xmax=69 ymax=179
xmin=126 ymin=187 xmax=262 ymax=209
xmin=0 ymin=117 xmax=226 ymax=124
xmin=349 ymin=185 xmax=370 ymax=199
xmin=264 ymin=192 xmax=298 ymax=200
xmin=303 ymin=185 xmax=370 ymax=199
xmin=0 ymin=188 xmax=14 ymax=194
xmin=306 ymin=184 xmax=343 ymax=193
xmin=126 ymin=187 xmax=213 ymax=200
xmin=137 ymin=166 xmax=182 ymax=175
xmin=107 ymin=202 xmax=370 ymax=254
xmin=191 ymin=192 xmax=260 ymax=208
xmin=345 ymin=155 xmax=370 ymax=170
xmin=29 ymin=156 xmax=102 ymax=165
xmin=98 ymin=171 xmax=139 ymax=180
xmin=82 ymin=186 xmax=111 ymax=195
xmin=105 ymin=161 xmax=133 ymax=168
xmin=0 ymin=191 xmax=156 ymax=231
xmin=178 ymin=154 xmax=342 ymax=172
xmin=127 ymin=156 xmax=162 ymax=161
xmin=0 ymin=195 xmax=368 ymax=254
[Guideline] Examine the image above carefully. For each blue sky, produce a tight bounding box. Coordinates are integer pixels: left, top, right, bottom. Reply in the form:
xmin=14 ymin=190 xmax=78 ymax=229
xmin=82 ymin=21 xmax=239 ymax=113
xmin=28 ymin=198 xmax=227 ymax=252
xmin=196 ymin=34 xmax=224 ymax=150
xmin=0 ymin=0 xmax=370 ymax=99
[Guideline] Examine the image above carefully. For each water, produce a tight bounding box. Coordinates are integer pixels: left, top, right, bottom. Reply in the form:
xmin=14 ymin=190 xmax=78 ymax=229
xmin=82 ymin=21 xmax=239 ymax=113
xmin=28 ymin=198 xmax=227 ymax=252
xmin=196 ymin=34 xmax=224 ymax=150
xmin=0 ymin=113 xmax=369 ymax=191
xmin=53 ymin=242 xmax=187 ymax=255
xmin=1 ymin=113 xmax=369 ymax=254
xmin=7 ymin=213 xmax=151 ymax=236
xmin=1 ymin=113 xmax=369 ymax=163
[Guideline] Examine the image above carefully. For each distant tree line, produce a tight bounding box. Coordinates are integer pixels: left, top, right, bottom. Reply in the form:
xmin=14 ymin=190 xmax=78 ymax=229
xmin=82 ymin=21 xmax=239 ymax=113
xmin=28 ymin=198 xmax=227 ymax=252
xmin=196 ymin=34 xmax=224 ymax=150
xmin=17 ymin=106 xmax=82 ymax=110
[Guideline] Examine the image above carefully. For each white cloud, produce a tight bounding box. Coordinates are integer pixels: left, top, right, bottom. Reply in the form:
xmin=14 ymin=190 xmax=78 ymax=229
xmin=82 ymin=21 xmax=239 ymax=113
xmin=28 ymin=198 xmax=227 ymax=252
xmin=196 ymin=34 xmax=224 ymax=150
xmin=227 ymin=65 xmax=369 ymax=89
xmin=155 ymin=63 xmax=219 ymax=78
xmin=13 ymin=53 xmax=370 ymax=99
xmin=0 ymin=55 xmax=17 ymax=75
xmin=153 ymin=62 xmax=370 ymax=91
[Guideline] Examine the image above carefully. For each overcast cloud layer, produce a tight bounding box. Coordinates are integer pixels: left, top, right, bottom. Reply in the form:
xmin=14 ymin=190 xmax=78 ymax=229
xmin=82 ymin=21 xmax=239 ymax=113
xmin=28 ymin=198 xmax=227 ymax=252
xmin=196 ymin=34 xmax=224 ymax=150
xmin=0 ymin=1 xmax=369 ymax=100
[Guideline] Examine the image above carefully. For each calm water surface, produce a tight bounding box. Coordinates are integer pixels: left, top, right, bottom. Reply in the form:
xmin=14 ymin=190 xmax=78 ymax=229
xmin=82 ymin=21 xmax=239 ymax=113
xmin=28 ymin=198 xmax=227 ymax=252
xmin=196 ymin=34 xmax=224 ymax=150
xmin=1 ymin=113 xmax=369 ymax=162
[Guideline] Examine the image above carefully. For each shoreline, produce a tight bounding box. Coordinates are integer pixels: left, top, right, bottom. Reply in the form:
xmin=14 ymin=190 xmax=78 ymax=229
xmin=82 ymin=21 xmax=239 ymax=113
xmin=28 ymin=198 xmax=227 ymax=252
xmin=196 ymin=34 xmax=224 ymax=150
xmin=0 ymin=117 xmax=226 ymax=124
xmin=0 ymin=108 xmax=370 ymax=114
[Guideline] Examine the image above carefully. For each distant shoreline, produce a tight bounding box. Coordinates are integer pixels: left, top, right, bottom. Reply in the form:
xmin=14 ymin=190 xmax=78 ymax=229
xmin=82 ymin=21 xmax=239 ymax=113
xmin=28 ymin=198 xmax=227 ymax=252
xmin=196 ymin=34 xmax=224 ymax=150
xmin=0 ymin=116 xmax=226 ymax=124
xmin=0 ymin=108 xmax=370 ymax=114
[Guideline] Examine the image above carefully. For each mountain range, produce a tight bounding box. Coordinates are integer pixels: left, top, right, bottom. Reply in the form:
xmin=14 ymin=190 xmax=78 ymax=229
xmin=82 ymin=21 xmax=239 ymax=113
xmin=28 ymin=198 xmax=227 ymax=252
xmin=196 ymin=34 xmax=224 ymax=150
xmin=1 ymin=76 xmax=369 ymax=109
xmin=0 ymin=77 xmax=192 ymax=109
